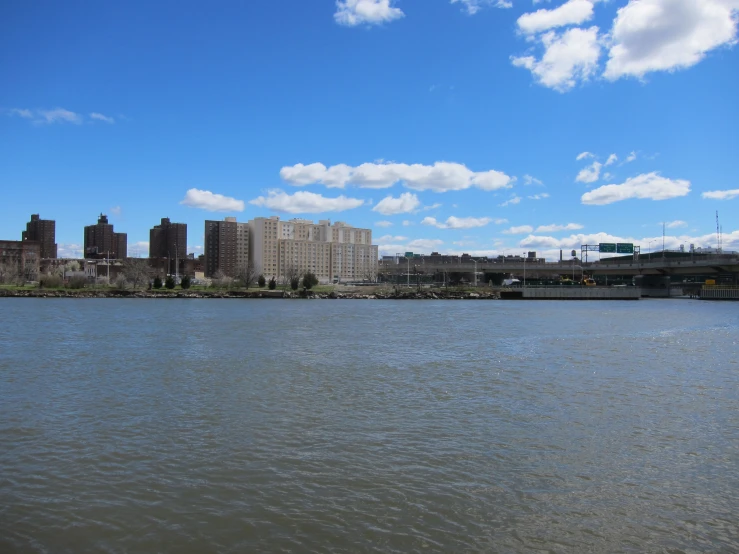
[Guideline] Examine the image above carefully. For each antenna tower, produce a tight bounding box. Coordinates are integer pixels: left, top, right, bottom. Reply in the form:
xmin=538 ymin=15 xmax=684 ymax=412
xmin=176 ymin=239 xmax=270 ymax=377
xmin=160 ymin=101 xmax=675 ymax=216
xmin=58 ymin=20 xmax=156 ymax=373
xmin=716 ymin=211 xmax=721 ymax=253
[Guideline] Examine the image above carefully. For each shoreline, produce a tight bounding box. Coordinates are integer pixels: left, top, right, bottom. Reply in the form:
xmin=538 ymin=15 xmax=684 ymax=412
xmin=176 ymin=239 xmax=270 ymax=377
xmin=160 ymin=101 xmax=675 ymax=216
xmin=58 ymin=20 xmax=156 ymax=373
xmin=0 ymin=289 xmax=499 ymax=300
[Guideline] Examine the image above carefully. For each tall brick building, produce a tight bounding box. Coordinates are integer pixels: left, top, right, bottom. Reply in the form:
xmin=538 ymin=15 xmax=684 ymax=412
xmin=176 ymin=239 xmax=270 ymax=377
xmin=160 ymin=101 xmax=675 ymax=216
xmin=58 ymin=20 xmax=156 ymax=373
xmin=149 ymin=218 xmax=187 ymax=261
xmin=204 ymin=217 xmax=249 ymax=278
xmin=22 ymin=214 xmax=57 ymax=259
xmin=84 ymin=214 xmax=127 ymax=259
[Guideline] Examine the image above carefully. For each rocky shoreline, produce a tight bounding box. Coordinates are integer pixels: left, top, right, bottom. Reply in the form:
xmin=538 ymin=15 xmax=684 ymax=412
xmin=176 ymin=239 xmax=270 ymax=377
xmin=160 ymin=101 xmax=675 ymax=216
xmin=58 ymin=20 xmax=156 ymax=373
xmin=0 ymin=289 xmax=500 ymax=300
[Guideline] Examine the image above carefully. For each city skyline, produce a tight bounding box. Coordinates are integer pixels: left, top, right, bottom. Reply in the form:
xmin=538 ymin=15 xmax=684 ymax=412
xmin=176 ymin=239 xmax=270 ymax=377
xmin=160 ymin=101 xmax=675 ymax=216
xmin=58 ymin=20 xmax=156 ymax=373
xmin=1 ymin=0 xmax=737 ymax=261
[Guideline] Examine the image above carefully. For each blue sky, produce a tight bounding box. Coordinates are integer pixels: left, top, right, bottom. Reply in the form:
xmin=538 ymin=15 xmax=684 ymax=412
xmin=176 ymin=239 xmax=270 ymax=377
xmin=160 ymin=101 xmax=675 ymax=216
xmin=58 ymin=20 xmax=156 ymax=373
xmin=1 ymin=0 xmax=738 ymax=260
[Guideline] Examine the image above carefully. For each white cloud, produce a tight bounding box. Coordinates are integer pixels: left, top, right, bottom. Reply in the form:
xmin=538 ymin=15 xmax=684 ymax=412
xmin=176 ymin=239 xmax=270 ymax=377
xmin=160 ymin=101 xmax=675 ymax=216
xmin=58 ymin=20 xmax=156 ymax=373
xmin=334 ymin=0 xmax=404 ymax=26
xmin=110 ymin=206 xmax=122 ymax=216
xmin=408 ymin=238 xmax=444 ymax=250
xmin=605 ymin=153 xmax=618 ymax=166
xmin=451 ymin=0 xmax=512 ymax=14
xmin=576 ymin=161 xmax=602 ymax=183
xmin=377 ymin=234 xmax=409 ymax=242
xmin=528 ymin=193 xmax=550 ymax=200
xmin=422 ymin=202 xmax=443 ymax=211
xmin=500 ymin=195 xmax=522 ymax=207
xmin=511 ymin=26 xmax=601 ymax=92
xmin=90 ymin=112 xmax=115 ymax=124
xmin=422 ymin=216 xmax=494 ymax=229
xmin=665 ymin=220 xmax=688 ymax=228
xmin=517 ymin=0 xmax=595 ymax=34
xmin=373 ymin=192 xmax=421 ymax=215
xmin=503 ymin=225 xmax=535 ymax=234
xmin=128 ymin=241 xmax=150 ymax=257
xmin=702 ymin=189 xmax=739 ymax=200
xmin=57 ymin=243 xmax=83 ymax=258
xmin=8 ymin=108 xmax=33 ymax=118
xmin=523 ymin=174 xmax=544 ymax=185
xmin=581 ymin=172 xmax=691 ymax=205
xmin=402 ymin=220 xmax=412 ymax=226
xmin=34 ymin=108 xmax=82 ymax=125
xmin=250 ymin=190 xmax=364 ymax=214
xmin=602 ymin=172 xmax=614 ymax=181
xmin=375 ymin=220 xmax=393 ymax=227
xmin=181 ymin=188 xmax=245 ymax=212
xmin=280 ymin=161 xmax=514 ymax=192
xmin=535 ymin=222 xmax=584 ymax=232
xmin=604 ymin=0 xmax=739 ymax=80
xmin=625 ymin=151 xmax=637 ymax=163
xmin=576 ymin=151 xmax=594 ymax=160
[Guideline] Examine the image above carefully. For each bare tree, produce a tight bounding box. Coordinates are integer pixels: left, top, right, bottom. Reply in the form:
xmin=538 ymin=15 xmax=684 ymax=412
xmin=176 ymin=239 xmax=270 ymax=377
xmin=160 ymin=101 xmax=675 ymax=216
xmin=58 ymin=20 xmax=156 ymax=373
xmin=362 ymin=266 xmax=378 ymax=283
xmin=0 ymin=260 xmax=21 ymax=285
xmin=212 ymin=270 xmax=233 ymax=289
xmin=235 ymin=260 xmax=259 ymax=289
xmin=281 ymin=262 xmax=302 ymax=291
xmin=122 ymin=258 xmax=151 ymax=290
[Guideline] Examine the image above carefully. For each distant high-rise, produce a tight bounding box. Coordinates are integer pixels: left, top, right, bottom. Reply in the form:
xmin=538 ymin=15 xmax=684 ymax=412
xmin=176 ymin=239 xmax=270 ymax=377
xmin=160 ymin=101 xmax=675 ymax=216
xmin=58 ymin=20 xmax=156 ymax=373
xmin=204 ymin=217 xmax=250 ymax=278
xmin=84 ymin=214 xmax=127 ymax=259
xmin=22 ymin=214 xmax=57 ymax=259
xmin=149 ymin=218 xmax=187 ymax=261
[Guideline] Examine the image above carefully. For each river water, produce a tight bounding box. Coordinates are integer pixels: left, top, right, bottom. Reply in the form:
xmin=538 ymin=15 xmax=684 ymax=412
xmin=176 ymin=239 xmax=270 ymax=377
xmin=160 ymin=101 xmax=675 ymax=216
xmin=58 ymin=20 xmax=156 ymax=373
xmin=1 ymin=299 xmax=738 ymax=552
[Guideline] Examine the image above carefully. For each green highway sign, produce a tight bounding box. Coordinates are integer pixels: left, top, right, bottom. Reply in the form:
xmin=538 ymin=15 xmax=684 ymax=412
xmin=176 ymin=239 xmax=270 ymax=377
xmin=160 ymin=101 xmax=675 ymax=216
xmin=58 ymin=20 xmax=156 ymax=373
xmin=404 ymin=252 xmax=414 ymax=257
xmin=617 ymin=243 xmax=634 ymax=254
xmin=599 ymin=243 xmax=617 ymax=253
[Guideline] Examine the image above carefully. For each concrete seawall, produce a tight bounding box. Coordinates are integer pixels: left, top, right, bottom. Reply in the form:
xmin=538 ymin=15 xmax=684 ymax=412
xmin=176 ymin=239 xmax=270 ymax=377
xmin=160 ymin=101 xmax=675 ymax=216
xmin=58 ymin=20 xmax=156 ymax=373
xmin=501 ymin=287 xmax=640 ymax=300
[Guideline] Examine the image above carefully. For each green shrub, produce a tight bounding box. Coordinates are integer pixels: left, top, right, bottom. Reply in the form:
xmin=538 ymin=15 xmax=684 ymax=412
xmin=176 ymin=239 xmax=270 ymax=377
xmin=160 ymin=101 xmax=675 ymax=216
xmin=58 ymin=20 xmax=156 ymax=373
xmin=268 ymin=277 xmax=276 ymax=290
xmin=153 ymin=276 xmax=162 ymax=289
xmin=290 ymin=277 xmax=300 ymax=290
xmin=165 ymin=276 xmax=175 ymax=289
xmin=303 ymin=272 xmax=319 ymax=290
xmin=39 ymin=274 xmax=63 ymax=288
xmin=180 ymin=275 xmax=191 ymax=289
xmin=258 ymin=275 xmax=266 ymax=288
xmin=67 ymin=276 xmax=87 ymax=289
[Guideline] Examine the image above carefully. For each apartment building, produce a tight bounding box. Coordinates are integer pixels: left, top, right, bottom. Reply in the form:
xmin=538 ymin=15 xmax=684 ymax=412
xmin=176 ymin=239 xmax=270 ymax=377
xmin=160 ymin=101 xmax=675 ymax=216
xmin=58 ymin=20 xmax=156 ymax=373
xmin=203 ymin=217 xmax=249 ymax=278
xmin=22 ymin=214 xmax=57 ymax=259
xmin=249 ymin=216 xmax=378 ymax=283
xmin=0 ymin=240 xmax=40 ymax=281
xmin=248 ymin=216 xmax=280 ymax=278
xmin=84 ymin=214 xmax=127 ymax=259
xmin=149 ymin=218 xmax=187 ymax=260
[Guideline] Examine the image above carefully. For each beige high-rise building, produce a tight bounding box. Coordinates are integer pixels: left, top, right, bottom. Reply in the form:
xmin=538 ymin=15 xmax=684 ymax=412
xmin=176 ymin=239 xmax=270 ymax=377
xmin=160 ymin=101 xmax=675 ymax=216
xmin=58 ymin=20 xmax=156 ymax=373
xmin=248 ymin=216 xmax=378 ymax=283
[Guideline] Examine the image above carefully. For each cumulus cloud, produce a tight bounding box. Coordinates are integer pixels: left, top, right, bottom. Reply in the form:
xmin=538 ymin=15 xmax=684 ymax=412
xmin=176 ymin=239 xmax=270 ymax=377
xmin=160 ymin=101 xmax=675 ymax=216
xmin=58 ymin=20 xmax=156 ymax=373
xmin=605 ymin=153 xmax=618 ymax=166
xmin=373 ymin=192 xmax=421 ymax=215
xmin=576 ymin=161 xmax=602 ymax=183
xmin=523 ymin=174 xmax=544 ymax=185
xmin=451 ymin=0 xmax=512 ymax=14
xmin=511 ymin=26 xmax=601 ymax=92
xmin=422 ymin=216 xmax=495 ymax=229
xmin=181 ymin=188 xmax=245 ymax=212
xmin=90 ymin=112 xmax=115 ymax=124
xmin=665 ymin=220 xmax=688 ymax=228
xmin=604 ymin=0 xmax=739 ymax=80
xmin=280 ymin=161 xmax=514 ymax=192
xmin=576 ymin=151 xmax=594 ymax=160
xmin=503 ymin=225 xmax=535 ymax=234
xmin=517 ymin=0 xmax=595 ymax=34
xmin=625 ymin=151 xmax=637 ymax=163
xmin=57 ymin=243 xmax=83 ymax=258
xmin=334 ymin=0 xmax=404 ymax=26
xmin=500 ymin=195 xmax=522 ymax=207
xmin=701 ymin=189 xmax=739 ymax=200
xmin=6 ymin=107 xmax=121 ymax=125
xmin=581 ymin=172 xmax=691 ymax=205
xmin=375 ymin=220 xmax=393 ymax=227
xmin=250 ymin=190 xmax=364 ymax=214
xmin=377 ymin=234 xmax=409 ymax=242
xmin=110 ymin=206 xmax=122 ymax=216
xmin=528 ymin=193 xmax=550 ymax=200
xmin=535 ymin=222 xmax=583 ymax=232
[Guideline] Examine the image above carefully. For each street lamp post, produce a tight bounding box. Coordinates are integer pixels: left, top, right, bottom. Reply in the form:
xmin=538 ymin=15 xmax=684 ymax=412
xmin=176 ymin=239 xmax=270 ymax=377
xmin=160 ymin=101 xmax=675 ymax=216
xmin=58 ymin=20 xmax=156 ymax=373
xmin=472 ymin=257 xmax=478 ymax=287
xmin=523 ymin=255 xmax=526 ymax=288
xmin=406 ymin=256 xmax=410 ymax=287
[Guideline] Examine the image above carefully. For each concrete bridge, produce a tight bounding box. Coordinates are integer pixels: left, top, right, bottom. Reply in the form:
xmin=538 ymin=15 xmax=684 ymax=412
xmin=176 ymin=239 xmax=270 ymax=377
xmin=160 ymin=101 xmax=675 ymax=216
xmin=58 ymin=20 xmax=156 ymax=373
xmin=379 ymin=254 xmax=739 ymax=280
